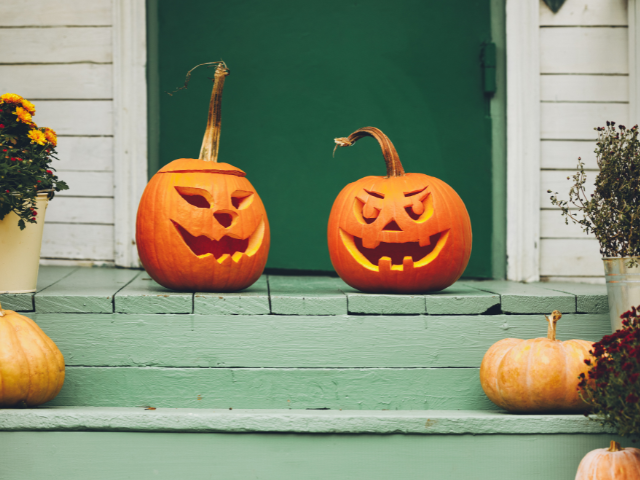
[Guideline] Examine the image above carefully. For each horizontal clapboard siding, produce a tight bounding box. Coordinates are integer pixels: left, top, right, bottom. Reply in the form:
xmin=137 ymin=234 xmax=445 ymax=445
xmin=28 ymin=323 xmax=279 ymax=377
xmin=41 ymin=224 xmax=114 ymax=260
xmin=538 ymin=0 xmax=627 ymax=281
xmin=540 ymin=28 xmax=628 ymax=74
xmin=540 ymin=140 xmax=598 ymax=170
xmin=539 ymin=0 xmax=627 ymax=26
xmin=0 ymin=64 xmax=112 ymax=99
xmin=1 ymin=2 xmax=116 ymax=265
xmin=0 ymin=0 xmax=112 ymax=26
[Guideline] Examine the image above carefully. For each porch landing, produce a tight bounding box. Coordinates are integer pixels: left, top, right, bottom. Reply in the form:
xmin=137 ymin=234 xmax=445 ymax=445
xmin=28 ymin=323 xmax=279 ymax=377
xmin=0 ymin=267 xmax=618 ymax=480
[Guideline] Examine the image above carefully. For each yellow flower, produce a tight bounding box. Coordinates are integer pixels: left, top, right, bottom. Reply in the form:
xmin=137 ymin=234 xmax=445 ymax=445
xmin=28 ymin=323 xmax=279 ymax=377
xmin=20 ymin=98 xmax=35 ymax=115
xmin=0 ymin=93 xmax=24 ymax=105
xmin=14 ymin=106 xmax=33 ymax=125
xmin=27 ymin=129 xmax=46 ymax=146
xmin=44 ymin=127 xmax=57 ymax=147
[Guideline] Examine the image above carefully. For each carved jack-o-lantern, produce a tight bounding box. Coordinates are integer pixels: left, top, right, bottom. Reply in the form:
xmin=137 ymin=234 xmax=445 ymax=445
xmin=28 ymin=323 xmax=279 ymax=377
xmin=136 ymin=63 xmax=270 ymax=291
xmin=328 ymin=127 xmax=471 ymax=293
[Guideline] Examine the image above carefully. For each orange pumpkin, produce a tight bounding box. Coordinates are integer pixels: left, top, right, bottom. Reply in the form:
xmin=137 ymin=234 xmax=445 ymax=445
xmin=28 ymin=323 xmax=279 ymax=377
xmin=575 ymin=441 xmax=640 ymax=480
xmin=480 ymin=310 xmax=593 ymax=413
xmin=0 ymin=304 xmax=65 ymax=407
xmin=328 ymin=127 xmax=472 ymax=293
xmin=136 ymin=62 xmax=270 ymax=292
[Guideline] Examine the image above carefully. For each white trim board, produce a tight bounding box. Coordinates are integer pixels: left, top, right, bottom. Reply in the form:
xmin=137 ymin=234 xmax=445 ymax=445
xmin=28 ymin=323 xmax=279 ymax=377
xmin=112 ymin=0 xmax=148 ymax=267
xmin=630 ymin=0 xmax=640 ymax=125
xmin=506 ymin=0 xmax=541 ymax=282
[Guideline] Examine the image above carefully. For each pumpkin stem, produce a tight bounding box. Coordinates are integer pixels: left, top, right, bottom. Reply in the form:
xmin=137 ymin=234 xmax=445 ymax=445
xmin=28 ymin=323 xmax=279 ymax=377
xmin=608 ymin=440 xmax=622 ymax=452
xmin=545 ymin=310 xmax=562 ymax=341
xmin=334 ymin=127 xmax=405 ymax=177
xmin=199 ymin=62 xmax=230 ymax=163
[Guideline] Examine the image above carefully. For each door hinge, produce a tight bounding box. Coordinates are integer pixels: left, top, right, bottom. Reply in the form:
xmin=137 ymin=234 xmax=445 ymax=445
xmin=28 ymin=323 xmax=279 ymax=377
xmin=481 ymin=42 xmax=497 ymax=96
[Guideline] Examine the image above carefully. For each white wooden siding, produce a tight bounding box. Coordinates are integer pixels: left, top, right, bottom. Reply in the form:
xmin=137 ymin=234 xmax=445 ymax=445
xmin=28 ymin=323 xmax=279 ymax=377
xmin=539 ymin=0 xmax=628 ymax=282
xmin=0 ymin=1 xmax=115 ymax=265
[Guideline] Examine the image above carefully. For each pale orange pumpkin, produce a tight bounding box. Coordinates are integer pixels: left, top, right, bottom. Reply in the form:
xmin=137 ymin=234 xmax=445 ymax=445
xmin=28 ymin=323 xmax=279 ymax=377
xmin=328 ymin=127 xmax=472 ymax=293
xmin=136 ymin=62 xmax=270 ymax=291
xmin=0 ymin=304 xmax=65 ymax=407
xmin=575 ymin=441 xmax=640 ymax=480
xmin=480 ymin=310 xmax=593 ymax=413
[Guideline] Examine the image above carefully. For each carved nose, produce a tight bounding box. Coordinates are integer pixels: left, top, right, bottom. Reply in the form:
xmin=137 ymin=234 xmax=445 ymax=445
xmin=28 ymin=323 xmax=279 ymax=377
xmin=382 ymin=220 xmax=402 ymax=231
xmin=213 ymin=210 xmax=237 ymax=228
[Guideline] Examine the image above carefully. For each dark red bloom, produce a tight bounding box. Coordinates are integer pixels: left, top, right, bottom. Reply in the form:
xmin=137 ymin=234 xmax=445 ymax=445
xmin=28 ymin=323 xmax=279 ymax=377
xmin=626 ymin=393 xmax=639 ymax=404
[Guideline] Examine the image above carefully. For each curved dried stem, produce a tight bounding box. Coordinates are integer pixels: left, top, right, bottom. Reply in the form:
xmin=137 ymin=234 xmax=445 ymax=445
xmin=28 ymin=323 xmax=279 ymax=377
xmin=545 ymin=310 xmax=562 ymax=341
xmin=334 ymin=127 xmax=405 ymax=177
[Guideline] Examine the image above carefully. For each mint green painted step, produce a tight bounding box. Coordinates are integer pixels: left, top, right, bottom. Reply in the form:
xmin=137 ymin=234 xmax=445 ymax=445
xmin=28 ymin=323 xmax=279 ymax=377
xmin=537 ymin=282 xmax=609 ymax=314
xmin=268 ymin=275 xmax=347 ymax=315
xmin=345 ymin=292 xmax=426 ymax=314
xmin=33 ymin=313 xmax=610 ymax=368
xmin=114 ymin=271 xmax=193 ymax=314
xmin=47 ymin=367 xmax=496 ymax=410
xmin=0 ymin=266 xmax=76 ymax=311
xmin=0 ymin=430 xmax=624 ymax=480
xmin=194 ymin=275 xmax=270 ymax=314
xmin=34 ymin=268 xmax=140 ymax=313
xmin=0 ymin=407 xmax=614 ymax=435
xmin=425 ymin=283 xmax=500 ymax=315
xmin=465 ymin=280 xmax=576 ymax=313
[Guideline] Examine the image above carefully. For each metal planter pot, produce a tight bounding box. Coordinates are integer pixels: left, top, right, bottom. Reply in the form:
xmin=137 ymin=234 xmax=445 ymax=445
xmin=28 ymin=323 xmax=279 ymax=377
xmin=603 ymin=257 xmax=640 ymax=332
xmin=0 ymin=193 xmax=49 ymax=293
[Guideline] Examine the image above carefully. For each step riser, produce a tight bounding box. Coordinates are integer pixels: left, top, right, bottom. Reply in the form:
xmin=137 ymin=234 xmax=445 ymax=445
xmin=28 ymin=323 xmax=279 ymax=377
xmin=47 ymin=367 xmax=494 ymax=410
xmin=1 ymin=432 xmax=625 ymax=480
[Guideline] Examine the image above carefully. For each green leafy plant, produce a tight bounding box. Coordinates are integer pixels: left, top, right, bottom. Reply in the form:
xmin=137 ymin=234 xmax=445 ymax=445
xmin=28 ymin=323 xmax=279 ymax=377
xmin=579 ymin=307 xmax=640 ymax=440
xmin=0 ymin=93 xmax=68 ymax=229
xmin=549 ymin=121 xmax=640 ymax=262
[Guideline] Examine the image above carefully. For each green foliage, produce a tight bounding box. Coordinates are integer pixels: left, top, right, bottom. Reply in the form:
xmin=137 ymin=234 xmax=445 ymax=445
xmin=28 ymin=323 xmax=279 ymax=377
xmin=0 ymin=95 xmax=68 ymax=229
xmin=549 ymin=121 xmax=640 ymax=262
xmin=579 ymin=307 xmax=640 ymax=439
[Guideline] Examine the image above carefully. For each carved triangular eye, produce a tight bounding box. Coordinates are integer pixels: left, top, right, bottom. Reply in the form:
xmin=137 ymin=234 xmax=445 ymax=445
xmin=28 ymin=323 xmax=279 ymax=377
xmin=175 ymin=186 xmax=212 ymax=208
xmin=231 ymin=190 xmax=254 ymax=209
xmin=364 ymin=189 xmax=385 ymax=199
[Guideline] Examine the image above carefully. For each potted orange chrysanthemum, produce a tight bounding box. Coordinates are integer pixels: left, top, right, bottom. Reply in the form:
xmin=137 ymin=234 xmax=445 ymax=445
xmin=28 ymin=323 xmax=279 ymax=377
xmin=0 ymin=93 xmax=68 ymax=293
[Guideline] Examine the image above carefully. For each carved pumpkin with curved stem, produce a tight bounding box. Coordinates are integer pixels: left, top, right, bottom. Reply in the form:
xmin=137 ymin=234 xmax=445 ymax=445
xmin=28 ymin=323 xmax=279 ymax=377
xmin=136 ymin=63 xmax=270 ymax=292
xmin=328 ymin=127 xmax=471 ymax=293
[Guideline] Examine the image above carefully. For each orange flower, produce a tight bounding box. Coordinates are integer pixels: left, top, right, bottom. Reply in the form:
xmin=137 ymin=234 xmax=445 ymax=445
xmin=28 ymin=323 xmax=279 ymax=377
xmin=20 ymin=98 xmax=35 ymax=115
xmin=0 ymin=93 xmax=23 ymax=105
xmin=14 ymin=106 xmax=33 ymax=125
xmin=44 ymin=127 xmax=57 ymax=147
xmin=27 ymin=129 xmax=46 ymax=146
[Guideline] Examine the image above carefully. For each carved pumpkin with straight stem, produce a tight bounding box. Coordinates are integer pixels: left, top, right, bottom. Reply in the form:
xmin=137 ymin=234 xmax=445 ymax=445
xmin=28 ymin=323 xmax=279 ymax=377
xmin=136 ymin=62 xmax=270 ymax=292
xmin=328 ymin=127 xmax=472 ymax=293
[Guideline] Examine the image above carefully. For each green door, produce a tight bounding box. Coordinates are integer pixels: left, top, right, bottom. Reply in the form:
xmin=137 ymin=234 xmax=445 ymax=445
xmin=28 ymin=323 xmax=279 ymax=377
xmin=148 ymin=0 xmax=495 ymax=277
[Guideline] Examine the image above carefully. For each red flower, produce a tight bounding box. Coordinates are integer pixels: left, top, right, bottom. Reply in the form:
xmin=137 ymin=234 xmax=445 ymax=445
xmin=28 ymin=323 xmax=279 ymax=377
xmin=4 ymin=190 xmax=9 ymax=193
xmin=32 ymin=211 xmax=37 ymax=216
xmin=0 ymin=124 xmax=5 ymax=128
xmin=626 ymin=393 xmax=639 ymax=404
xmin=10 ymin=158 xmax=16 ymax=162
xmin=46 ymin=170 xmax=52 ymax=174
xmin=36 ymin=180 xmax=41 ymax=183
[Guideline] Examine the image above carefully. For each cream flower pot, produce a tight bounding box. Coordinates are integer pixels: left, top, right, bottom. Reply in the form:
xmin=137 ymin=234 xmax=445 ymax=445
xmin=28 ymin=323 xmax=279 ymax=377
xmin=603 ymin=257 xmax=640 ymax=333
xmin=0 ymin=193 xmax=49 ymax=293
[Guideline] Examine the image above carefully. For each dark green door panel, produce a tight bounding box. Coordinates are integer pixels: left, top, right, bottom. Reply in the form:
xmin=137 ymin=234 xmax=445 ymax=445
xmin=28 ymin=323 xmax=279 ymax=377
xmin=149 ymin=0 xmax=493 ymax=277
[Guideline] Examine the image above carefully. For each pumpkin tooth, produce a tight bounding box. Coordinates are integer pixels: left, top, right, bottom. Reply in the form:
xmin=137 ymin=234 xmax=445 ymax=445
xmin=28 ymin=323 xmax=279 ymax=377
xmin=232 ymin=251 xmax=244 ymax=262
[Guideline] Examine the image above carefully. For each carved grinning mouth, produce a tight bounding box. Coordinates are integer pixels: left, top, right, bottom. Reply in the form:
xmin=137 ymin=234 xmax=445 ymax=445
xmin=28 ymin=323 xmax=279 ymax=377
xmin=339 ymin=228 xmax=449 ymax=272
xmin=172 ymin=217 xmax=265 ymax=264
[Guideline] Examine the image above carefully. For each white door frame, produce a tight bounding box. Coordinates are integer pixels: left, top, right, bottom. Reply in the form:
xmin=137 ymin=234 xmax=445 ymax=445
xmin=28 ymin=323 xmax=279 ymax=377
xmin=112 ymin=0 xmax=147 ymax=267
xmin=505 ymin=0 xmax=541 ymax=282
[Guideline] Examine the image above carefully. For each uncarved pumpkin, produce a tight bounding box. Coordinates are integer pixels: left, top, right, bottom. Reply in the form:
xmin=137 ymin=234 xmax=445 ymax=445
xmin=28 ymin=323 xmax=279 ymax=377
xmin=575 ymin=441 xmax=640 ymax=480
xmin=480 ymin=310 xmax=593 ymax=413
xmin=136 ymin=62 xmax=270 ymax=292
xmin=0 ymin=304 xmax=65 ymax=407
xmin=328 ymin=127 xmax=472 ymax=293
